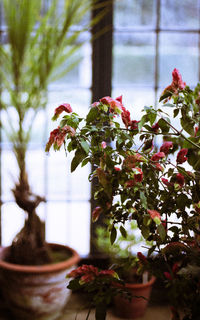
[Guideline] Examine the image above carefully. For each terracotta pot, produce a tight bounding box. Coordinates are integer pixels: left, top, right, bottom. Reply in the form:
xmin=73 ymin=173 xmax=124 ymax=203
xmin=0 ymin=243 xmax=80 ymax=320
xmin=113 ymin=275 xmax=156 ymax=319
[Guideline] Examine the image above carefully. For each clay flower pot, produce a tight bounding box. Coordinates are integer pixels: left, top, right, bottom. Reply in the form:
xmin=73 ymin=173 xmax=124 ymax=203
xmin=113 ymin=275 xmax=156 ymax=319
xmin=0 ymin=243 xmax=80 ymax=320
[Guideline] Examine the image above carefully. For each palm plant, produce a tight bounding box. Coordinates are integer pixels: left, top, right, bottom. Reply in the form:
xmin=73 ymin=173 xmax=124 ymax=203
xmin=0 ymin=0 xmax=106 ymax=265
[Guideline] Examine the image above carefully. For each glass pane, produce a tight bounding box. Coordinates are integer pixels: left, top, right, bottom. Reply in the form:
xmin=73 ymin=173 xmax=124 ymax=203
xmin=2 ymin=203 xmax=25 ymax=246
xmin=112 ymin=88 xmax=155 ymax=118
xmin=161 ymin=0 xmax=200 ymax=29
xmin=159 ymin=32 xmax=198 ymax=87
xmin=50 ymin=42 xmax=92 ymax=88
xmin=46 ymin=201 xmax=90 ymax=256
xmin=114 ymin=0 xmax=156 ymax=28
xmin=113 ymin=33 xmax=156 ymax=86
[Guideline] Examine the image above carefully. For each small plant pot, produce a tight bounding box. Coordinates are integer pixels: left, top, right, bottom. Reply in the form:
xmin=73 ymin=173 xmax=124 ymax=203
xmin=0 ymin=243 xmax=80 ymax=320
xmin=113 ymin=275 xmax=156 ymax=319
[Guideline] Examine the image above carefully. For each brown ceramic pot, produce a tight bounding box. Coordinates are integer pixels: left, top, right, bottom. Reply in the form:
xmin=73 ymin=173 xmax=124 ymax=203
xmin=0 ymin=243 xmax=80 ymax=320
xmin=113 ymin=275 xmax=156 ymax=319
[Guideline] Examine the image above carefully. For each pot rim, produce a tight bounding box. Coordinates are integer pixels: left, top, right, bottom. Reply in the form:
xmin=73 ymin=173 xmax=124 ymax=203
xmin=0 ymin=243 xmax=80 ymax=273
xmin=115 ymin=275 xmax=156 ymax=290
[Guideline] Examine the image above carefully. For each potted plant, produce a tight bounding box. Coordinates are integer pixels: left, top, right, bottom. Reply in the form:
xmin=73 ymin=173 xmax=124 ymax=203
xmin=47 ymin=68 xmax=200 ymax=320
xmin=95 ymin=222 xmax=155 ymax=319
xmin=0 ymin=0 xmax=104 ymax=318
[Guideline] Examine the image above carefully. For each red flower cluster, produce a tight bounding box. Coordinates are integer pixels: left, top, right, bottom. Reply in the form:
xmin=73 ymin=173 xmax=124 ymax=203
xmin=161 ymin=68 xmax=186 ymax=98
xmin=121 ymin=106 xmax=140 ymax=130
xmin=147 ymin=209 xmax=161 ymax=223
xmin=151 ymin=152 xmax=165 ymax=162
xmin=92 ymin=206 xmax=102 ymax=222
xmin=152 ymin=122 xmax=160 ymax=133
xmin=100 ymin=95 xmax=123 ymax=114
xmin=123 ymin=153 xmax=146 ymax=169
xmin=125 ymin=167 xmax=143 ymax=188
xmin=160 ymin=141 xmax=173 ymax=155
xmin=45 ymin=125 xmax=75 ymax=152
xmin=67 ymin=264 xmax=117 ymax=284
xmin=52 ymin=103 xmax=72 ymax=121
xmin=176 ymin=148 xmax=188 ymax=164
xmin=164 ymin=263 xmax=179 ymax=281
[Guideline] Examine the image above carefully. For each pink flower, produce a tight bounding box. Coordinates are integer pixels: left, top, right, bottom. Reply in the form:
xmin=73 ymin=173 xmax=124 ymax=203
xmin=176 ymin=148 xmax=188 ymax=164
xmin=154 ymin=162 xmax=164 ymax=172
xmin=45 ymin=125 xmax=75 ymax=152
xmin=172 ymin=68 xmax=186 ymax=91
xmin=125 ymin=179 xmax=135 ymax=188
xmin=161 ymin=178 xmax=173 ymax=188
xmin=114 ymin=166 xmax=121 ymax=171
xmin=99 ymin=270 xmax=118 ymax=278
xmin=164 ymin=271 xmax=173 ymax=281
xmin=133 ymin=167 xmax=143 ymax=183
xmin=52 ymin=103 xmax=72 ymax=120
xmin=130 ymin=120 xmax=139 ymax=130
xmin=92 ymin=206 xmax=102 ymax=222
xmin=151 ymin=152 xmax=165 ymax=162
xmin=123 ymin=154 xmax=146 ymax=169
xmin=101 ymin=141 xmax=107 ymax=149
xmin=121 ymin=106 xmax=131 ymax=128
xmin=45 ymin=128 xmax=60 ymax=152
xmin=147 ymin=209 xmax=161 ymax=225
xmin=116 ymin=95 xmax=123 ymax=104
xmin=152 ymin=122 xmax=160 ymax=133
xmin=148 ymin=209 xmax=161 ymax=220
xmin=160 ymin=68 xmax=186 ymax=101
xmin=137 ymin=252 xmax=147 ymax=264
xmin=194 ymin=126 xmax=199 ymax=137
xmin=91 ymin=101 xmax=100 ymax=107
xmin=160 ymin=141 xmax=173 ymax=155
xmin=100 ymin=96 xmax=123 ymax=114
xmin=67 ymin=264 xmax=99 ymax=280
xmin=175 ymin=173 xmax=184 ymax=187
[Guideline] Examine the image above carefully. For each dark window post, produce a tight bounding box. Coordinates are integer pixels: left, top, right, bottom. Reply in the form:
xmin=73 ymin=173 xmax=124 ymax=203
xmin=90 ymin=0 xmax=113 ymax=255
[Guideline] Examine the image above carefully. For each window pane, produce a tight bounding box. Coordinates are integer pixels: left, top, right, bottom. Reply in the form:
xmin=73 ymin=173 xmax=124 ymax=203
xmin=113 ymin=33 xmax=156 ymax=86
xmin=159 ymin=32 xmax=199 ymax=86
xmin=161 ymin=0 xmax=200 ymax=29
xmin=112 ymin=88 xmax=155 ymax=117
xmin=114 ymin=0 xmax=156 ymax=28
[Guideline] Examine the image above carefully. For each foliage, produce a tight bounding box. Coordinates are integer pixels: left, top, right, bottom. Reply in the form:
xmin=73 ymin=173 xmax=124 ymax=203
xmin=0 ymin=0 xmax=105 ymax=265
xmin=47 ymin=69 xmax=200 ymax=320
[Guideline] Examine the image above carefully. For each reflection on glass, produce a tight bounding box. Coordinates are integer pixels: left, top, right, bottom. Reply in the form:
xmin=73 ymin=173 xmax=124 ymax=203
xmin=113 ymin=33 xmax=155 ymax=86
xmin=159 ymin=32 xmax=198 ymax=86
xmin=161 ymin=0 xmax=200 ymax=29
xmin=114 ymin=0 xmax=156 ymax=28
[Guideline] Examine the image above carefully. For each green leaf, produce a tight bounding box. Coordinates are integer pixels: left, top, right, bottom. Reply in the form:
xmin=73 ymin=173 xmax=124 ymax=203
xmin=120 ymin=225 xmax=127 ymax=238
xmin=86 ymin=107 xmax=99 ymax=123
xmin=71 ymin=149 xmax=86 ymax=172
xmin=141 ymin=226 xmax=150 ymax=239
xmin=176 ymin=194 xmax=190 ymax=210
xmin=140 ymin=191 xmax=147 ymax=209
xmin=110 ymin=226 xmax=117 ymax=245
xmin=81 ymin=157 xmax=90 ymax=167
xmin=159 ymin=91 xmax=172 ymax=102
xmin=173 ymin=108 xmax=179 ymax=118
xmin=180 ymin=116 xmax=195 ymax=135
xmin=158 ymin=118 xmax=170 ymax=133
xmin=157 ymin=224 xmax=166 ymax=241
xmin=80 ymin=138 xmax=90 ymax=154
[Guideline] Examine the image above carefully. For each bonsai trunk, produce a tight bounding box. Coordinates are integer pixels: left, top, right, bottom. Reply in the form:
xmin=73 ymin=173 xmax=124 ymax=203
xmin=7 ymin=154 xmax=52 ymax=265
